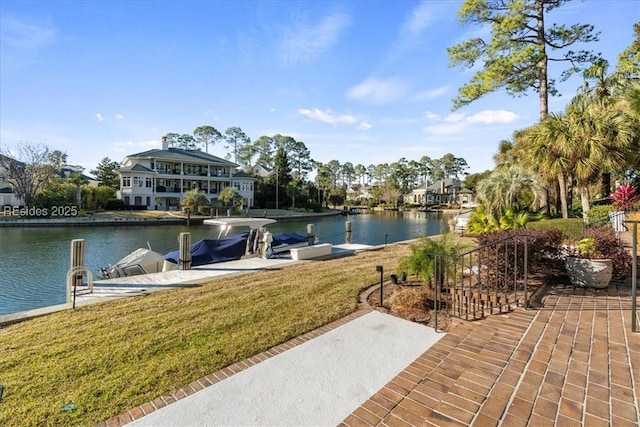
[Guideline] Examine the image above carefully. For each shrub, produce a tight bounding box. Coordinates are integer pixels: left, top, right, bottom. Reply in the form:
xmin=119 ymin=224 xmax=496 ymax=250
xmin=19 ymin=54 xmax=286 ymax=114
xmin=387 ymin=288 xmax=432 ymax=321
xmin=475 ymin=228 xmax=564 ymax=280
xmin=398 ymin=233 xmax=471 ymax=288
xmin=578 ymin=226 xmax=632 ymax=278
xmin=105 ymin=199 xmax=125 ymax=210
xmin=586 ymin=205 xmax=616 ymax=227
xmin=610 ymin=184 xmax=639 ymax=212
xmin=182 ymin=189 xmax=210 ymax=214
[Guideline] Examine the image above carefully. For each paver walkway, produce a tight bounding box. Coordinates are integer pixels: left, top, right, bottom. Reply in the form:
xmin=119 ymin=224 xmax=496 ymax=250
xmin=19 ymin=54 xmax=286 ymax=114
xmin=342 ymin=280 xmax=640 ymax=426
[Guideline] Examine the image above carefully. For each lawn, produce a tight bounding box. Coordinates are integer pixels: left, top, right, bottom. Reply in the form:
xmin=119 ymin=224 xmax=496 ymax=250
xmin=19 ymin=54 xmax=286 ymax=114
xmin=0 ymin=244 xmax=412 ymax=426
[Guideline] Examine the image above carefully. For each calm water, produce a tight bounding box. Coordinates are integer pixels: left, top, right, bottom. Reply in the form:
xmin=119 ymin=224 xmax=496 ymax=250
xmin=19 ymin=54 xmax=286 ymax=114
xmin=0 ymin=211 xmax=452 ymax=315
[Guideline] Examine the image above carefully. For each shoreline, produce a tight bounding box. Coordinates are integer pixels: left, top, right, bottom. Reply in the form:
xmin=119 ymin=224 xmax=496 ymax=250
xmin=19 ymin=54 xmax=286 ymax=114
xmin=0 ymin=210 xmax=343 ymax=227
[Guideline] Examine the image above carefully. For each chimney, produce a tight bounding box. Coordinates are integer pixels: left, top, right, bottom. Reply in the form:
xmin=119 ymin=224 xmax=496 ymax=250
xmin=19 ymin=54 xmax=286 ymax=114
xmin=161 ymin=136 xmax=169 ymax=151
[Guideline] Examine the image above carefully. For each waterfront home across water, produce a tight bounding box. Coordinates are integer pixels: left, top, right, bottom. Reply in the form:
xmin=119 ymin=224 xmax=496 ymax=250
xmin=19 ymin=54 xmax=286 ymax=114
xmin=118 ymin=138 xmax=255 ymax=211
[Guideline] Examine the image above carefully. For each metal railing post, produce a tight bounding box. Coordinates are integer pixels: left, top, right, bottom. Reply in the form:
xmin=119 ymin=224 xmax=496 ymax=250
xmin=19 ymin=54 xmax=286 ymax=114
xmin=631 ymin=222 xmax=638 ymax=333
xmin=523 ymin=236 xmax=529 ymax=309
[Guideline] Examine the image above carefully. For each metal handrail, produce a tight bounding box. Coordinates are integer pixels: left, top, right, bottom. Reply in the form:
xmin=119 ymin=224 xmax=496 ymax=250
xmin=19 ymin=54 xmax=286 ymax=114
xmin=623 ymin=219 xmax=638 ymax=332
xmin=429 ymin=234 xmax=531 ymax=331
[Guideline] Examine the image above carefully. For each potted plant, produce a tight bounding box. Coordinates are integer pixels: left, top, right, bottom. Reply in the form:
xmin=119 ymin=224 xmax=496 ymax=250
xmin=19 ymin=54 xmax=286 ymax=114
xmin=565 ymin=226 xmax=632 ymax=289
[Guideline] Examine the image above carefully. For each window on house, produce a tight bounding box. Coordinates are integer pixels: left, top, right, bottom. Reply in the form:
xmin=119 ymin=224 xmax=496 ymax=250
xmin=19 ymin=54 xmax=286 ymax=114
xmin=122 ymin=176 xmax=131 ymax=187
xmin=146 ymin=177 xmax=153 ymax=188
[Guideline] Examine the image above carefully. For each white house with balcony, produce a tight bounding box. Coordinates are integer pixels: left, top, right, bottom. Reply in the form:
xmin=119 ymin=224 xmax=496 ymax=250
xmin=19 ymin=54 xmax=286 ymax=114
xmin=0 ymin=154 xmax=24 ymax=208
xmin=118 ymin=141 xmax=255 ymax=210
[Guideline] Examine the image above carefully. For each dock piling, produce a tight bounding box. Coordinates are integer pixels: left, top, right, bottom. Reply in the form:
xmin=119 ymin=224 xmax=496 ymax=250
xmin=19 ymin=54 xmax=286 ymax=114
xmin=178 ymin=232 xmax=192 ymax=270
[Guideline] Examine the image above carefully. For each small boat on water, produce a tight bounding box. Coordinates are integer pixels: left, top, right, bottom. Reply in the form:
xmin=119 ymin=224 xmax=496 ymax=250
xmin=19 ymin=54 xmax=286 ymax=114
xmin=98 ymin=218 xmax=314 ymax=279
xmin=98 ymin=245 xmax=166 ymax=279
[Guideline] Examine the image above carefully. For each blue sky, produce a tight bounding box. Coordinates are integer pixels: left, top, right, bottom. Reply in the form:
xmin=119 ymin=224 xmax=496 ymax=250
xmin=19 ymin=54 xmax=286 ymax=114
xmin=1 ymin=0 xmax=638 ymax=177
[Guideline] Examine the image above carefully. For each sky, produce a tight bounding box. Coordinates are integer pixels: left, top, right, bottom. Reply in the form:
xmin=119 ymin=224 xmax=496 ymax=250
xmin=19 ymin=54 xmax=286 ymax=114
xmin=1 ymin=0 xmax=638 ymax=178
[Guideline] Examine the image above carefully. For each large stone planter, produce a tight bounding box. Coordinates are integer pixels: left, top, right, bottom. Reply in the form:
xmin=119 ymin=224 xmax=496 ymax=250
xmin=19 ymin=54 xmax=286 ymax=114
xmin=565 ymin=257 xmax=613 ymax=289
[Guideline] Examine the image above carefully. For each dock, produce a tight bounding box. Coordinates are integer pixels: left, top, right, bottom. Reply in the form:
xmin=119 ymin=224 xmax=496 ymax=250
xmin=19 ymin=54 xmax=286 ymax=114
xmin=0 ymin=243 xmax=375 ymax=326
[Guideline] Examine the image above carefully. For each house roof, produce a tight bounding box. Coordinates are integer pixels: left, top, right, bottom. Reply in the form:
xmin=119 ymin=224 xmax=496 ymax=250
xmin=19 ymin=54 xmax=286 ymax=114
xmin=58 ymin=167 xmax=96 ymax=181
xmin=119 ymin=163 xmax=155 ymax=173
xmin=126 ymin=148 xmax=238 ymax=166
xmin=425 ymin=178 xmax=462 ymax=191
xmin=232 ymin=171 xmax=253 ymax=179
xmin=0 ymin=154 xmax=26 ymax=168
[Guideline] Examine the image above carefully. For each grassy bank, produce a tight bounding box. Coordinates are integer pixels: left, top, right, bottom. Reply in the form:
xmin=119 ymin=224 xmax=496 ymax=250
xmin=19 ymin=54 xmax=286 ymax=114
xmin=0 ymin=244 xmax=411 ymax=426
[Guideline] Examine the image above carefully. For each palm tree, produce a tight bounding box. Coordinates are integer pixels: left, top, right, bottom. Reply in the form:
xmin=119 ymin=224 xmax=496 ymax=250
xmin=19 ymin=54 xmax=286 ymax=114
xmin=492 ymin=139 xmax=516 ymax=170
xmin=68 ymin=172 xmax=89 ymax=209
xmin=476 ymin=165 xmax=542 ymax=214
xmin=517 ymin=114 xmax=573 ymax=219
xmin=564 ymin=98 xmax=635 ymax=218
xmin=574 ymin=59 xmax=635 ymax=196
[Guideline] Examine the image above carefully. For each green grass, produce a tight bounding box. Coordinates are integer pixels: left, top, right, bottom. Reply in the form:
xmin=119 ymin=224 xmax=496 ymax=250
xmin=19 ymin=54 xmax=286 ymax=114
xmin=527 ymin=217 xmax=584 ymax=240
xmin=0 ymin=244 xmax=412 ymax=426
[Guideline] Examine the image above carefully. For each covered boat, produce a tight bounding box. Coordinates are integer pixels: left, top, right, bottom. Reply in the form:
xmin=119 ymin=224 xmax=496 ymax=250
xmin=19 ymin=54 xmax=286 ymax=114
xmin=164 ymin=233 xmax=249 ymax=267
xmin=98 ymin=217 xmax=316 ymax=277
xmin=98 ymin=247 xmax=165 ymax=279
xmin=271 ymin=232 xmax=313 ymax=254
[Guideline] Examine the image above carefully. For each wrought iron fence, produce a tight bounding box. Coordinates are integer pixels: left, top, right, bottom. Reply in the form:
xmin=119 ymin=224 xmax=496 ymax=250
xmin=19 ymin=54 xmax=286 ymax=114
xmin=431 ymin=234 xmax=531 ymax=331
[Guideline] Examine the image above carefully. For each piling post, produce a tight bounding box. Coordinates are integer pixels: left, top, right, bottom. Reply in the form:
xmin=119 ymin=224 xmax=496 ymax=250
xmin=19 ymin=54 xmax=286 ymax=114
xmin=345 ymin=220 xmax=352 ymax=244
xmin=70 ymin=239 xmax=84 ymax=287
xmin=307 ymin=224 xmax=315 ymax=246
xmin=178 ymin=232 xmax=192 ymax=270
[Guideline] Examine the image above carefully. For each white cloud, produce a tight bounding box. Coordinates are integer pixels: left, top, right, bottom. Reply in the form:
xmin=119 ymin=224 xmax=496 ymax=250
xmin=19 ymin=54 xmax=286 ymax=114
xmin=423 ymin=109 xmax=519 ymax=135
xmin=357 ymin=121 xmax=372 ymax=131
xmin=279 ymin=13 xmax=351 ymax=65
xmin=298 ymin=108 xmax=372 ymax=131
xmin=299 ymin=108 xmax=357 ymax=125
xmin=424 ymin=111 xmax=441 ymax=120
xmin=95 ymin=113 xmax=104 ymax=122
xmin=111 ymin=140 xmax=158 ymax=152
xmin=346 ymin=77 xmax=408 ymax=106
xmin=115 ymin=114 xmax=125 ymax=120
xmin=414 ymin=86 xmax=449 ymax=100
xmin=401 ymin=1 xmax=434 ymax=37
xmin=1 ymin=16 xmax=56 ymax=49
xmin=443 ymin=113 xmax=466 ymax=123
xmin=467 ymin=110 xmax=518 ymax=124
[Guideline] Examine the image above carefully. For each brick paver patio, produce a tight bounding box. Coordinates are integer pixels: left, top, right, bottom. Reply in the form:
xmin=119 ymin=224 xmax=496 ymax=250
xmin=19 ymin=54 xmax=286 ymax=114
xmin=342 ymin=280 xmax=640 ymax=427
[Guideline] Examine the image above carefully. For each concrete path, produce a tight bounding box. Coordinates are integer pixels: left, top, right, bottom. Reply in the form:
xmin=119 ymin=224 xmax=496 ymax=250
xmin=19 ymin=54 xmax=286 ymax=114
xmin=124 ymin=311 xmax=443 ymax=427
